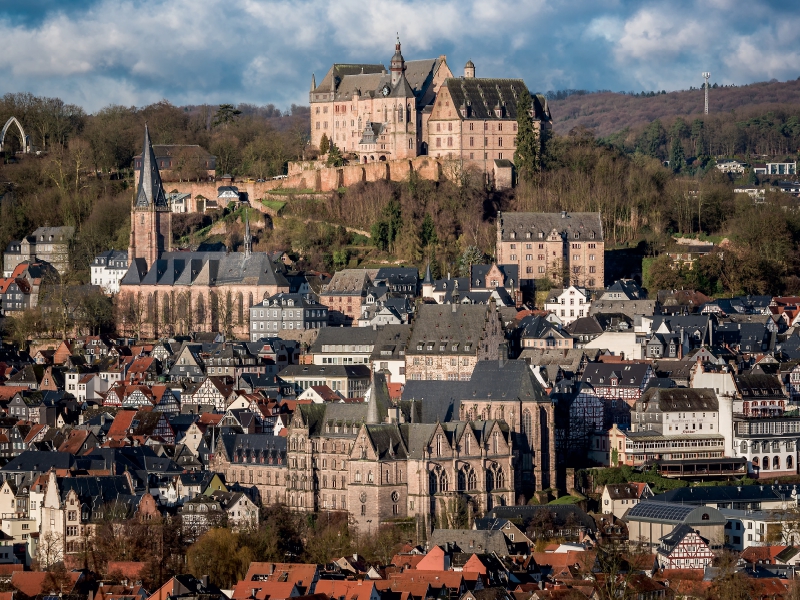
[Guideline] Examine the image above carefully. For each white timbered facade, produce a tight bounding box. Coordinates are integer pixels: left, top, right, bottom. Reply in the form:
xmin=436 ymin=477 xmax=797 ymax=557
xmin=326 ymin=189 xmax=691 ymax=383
xmin=656 ymin=526 xmax=715 ymax=570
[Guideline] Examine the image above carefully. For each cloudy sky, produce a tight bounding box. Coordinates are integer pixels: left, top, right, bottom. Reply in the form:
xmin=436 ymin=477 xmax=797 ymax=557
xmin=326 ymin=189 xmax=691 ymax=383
xmin=1 ymin=0 xmax=799 ymax=113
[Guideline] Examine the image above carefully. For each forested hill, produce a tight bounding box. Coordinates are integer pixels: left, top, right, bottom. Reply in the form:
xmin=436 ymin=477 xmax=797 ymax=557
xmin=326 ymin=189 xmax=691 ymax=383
xmin=548 ymin=78 xmax=800 ymax=139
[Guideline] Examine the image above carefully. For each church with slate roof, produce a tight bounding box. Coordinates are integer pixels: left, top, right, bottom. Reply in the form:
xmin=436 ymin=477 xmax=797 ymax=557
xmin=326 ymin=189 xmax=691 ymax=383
xmin=118 ymin=126 xmax=290 ymax=339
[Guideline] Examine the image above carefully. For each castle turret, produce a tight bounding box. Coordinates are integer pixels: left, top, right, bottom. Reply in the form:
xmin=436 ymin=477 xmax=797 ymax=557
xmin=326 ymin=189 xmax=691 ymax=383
xmin=390 ymin=35 xmax=406 ymax=86
xmin=464 ymin=59 xmax=475 ymax=79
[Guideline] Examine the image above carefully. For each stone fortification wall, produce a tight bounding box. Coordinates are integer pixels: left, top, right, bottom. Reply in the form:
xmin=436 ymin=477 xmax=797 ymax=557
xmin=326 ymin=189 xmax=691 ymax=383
xmin=164 ymin=156 xmax=459 ymax=211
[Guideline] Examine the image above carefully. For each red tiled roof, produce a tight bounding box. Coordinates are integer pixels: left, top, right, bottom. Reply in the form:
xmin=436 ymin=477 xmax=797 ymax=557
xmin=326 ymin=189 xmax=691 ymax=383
xmin=58 ymin=429 xmax=91 ymax=454
xmin=413 ymin=546 xmax=446 ymax=571
xmin=313 ymin=580 xmax=376 ymax=600
xmin=741 ymin=545 xmax=788 ymax=564
xmin=106 ymin=561 xmax=146 ymax=581
xmin=12 ymin=571 xmax=80 ymax=597
xmin=0 ymin=387 xmax=29 ymax=401
xmin=106 ymin=410 xmax=137 ymax=440
xmin=24 ymin=423 xmax=47 ymax=444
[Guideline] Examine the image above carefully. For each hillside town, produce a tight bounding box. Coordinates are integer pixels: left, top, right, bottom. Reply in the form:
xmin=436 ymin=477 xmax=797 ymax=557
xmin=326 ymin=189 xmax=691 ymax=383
xmin=3 ymin=36 xmax=800 ymax=600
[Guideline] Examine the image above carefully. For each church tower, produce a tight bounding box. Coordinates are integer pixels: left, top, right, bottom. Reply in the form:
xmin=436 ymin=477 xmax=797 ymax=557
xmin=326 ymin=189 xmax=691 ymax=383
xmin=129 ymin=125 xmax=172 ymax=267
xmin=390 ymin=35 xmax=406 ymax=86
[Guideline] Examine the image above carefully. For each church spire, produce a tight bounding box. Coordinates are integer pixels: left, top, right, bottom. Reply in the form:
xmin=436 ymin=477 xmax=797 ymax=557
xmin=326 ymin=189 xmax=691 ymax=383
xmin=135 ymin=124 xmax=168 ymax=210
xmin=244 ymin=207 xmax=252 ymax=258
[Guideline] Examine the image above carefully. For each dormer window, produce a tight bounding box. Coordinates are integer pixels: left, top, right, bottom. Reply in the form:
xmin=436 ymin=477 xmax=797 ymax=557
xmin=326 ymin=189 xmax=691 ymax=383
xmin=538 ymin=232 xmax=544 ymax=239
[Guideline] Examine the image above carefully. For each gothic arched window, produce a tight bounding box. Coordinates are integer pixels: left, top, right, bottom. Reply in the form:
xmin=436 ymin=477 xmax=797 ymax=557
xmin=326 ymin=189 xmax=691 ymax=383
xmin=523 ymin=410 xmax=533 ymax=447
xmin=439 ymin=471 xmax=448 ymax=492
xmin=468 ymin=470 xmax=477 ymax=491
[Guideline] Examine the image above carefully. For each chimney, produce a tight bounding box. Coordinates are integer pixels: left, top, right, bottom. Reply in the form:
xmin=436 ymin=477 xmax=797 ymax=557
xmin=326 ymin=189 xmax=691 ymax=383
xmin=201 ymin=575 xmax=209 ymax=589
xmin=561 ymin=211 xmax=567 ymax=218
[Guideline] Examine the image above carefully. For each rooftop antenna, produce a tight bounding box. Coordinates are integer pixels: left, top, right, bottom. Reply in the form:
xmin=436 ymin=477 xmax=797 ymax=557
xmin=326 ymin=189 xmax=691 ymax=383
xmin=702 ymin=72 xmax=710 ymax=114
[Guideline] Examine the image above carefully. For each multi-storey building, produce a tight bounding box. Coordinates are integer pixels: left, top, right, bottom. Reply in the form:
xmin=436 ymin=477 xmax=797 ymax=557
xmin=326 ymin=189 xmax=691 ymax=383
xmin=278 ymin=364 xmax=371 ymax=398
xmin=544 ymin=286 xmax=590 ymax=326
xmin=581 ymin=363 xmax=654 ymax=427
xmin=91 ymin=250 xmax=128 ymax=294
xmin=319 ymin=270 xmax=372 ymax=326
xmin=496 ymin=211 xmax=604 ymax=290
xmin=310 ymin=38 xmax=452 ymax=159
xmin=426 ymin=74 xmax=552 ymax=175
xmin=3 ymin=226 xmax=74 ymax=277
xmin=249 ymin=294 xmax=328 ymax=341
xmin=405 ymin=302 xmax=504 ymax=381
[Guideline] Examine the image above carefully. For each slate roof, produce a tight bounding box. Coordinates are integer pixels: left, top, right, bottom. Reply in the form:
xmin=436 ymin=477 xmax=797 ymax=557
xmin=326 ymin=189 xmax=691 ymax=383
xmin=218 ymin=432 xmax=287 ymax=466
xmin=486 ymin=505 xmax=597 ymax=532
xmin=734 ymin=373 xmax=785 ymax=398
xmin=653 ymin=484 xmax=799 ymax=506
xmin=406 ymin=304 xmax=496 ymax=355
xmin=135 ymin=125 xmax=168 ymax=209
xmin=278 ymin=364 xmax=371 ymax=379
xmin=58 ymin=474 xmax=136 ymax=506
xmin=582 ymin=363 xmax=651 ymax=387
xmin=427 ymin=529 xmax=511 ymax=555
xmin=321 ymin=269 xmax=372 ymax=296
xmin=497 ymin=211 xmax=603 ymax=242
xmin=402 ymin=359 xmax=549 ymax=423
xmin=310 ymin=326 xmax=380 ymax=353
xmin=565 ymin=316 xmax=604 ymax=336
xmin=637 ymin=387 xmax=718 ymax=412
xmin=469 ymin=264 xmax=519 ymax=288
xmin=122 ymin=252 xmax=289 ymax=288
xmin=442 ymin=79 xmax=550 ymax=122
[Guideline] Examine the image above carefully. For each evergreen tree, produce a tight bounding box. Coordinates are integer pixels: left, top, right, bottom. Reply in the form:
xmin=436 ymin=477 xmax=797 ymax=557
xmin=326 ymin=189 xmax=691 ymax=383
xmin=458 ymin=245 xmax=486 ymax=277
xmin=669 ymin=137 xmax=685 ymax=173
xmin=514 ymin=92 xmax=540 ymax=181
xmin=319 ymin=133 xmax=330 ymax=155
xmin=326 ymin=141 xmax=346 ymax=167
xmin=213 ymin=104 xmax=241 ymax=128
xmin=420 ymin=213 xmax=438 ymax=248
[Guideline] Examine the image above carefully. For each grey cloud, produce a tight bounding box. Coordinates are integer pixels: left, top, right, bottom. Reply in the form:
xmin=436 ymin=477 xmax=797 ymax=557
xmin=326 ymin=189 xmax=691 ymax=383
xmin=0 ymin=0 xmax=797 ymax=113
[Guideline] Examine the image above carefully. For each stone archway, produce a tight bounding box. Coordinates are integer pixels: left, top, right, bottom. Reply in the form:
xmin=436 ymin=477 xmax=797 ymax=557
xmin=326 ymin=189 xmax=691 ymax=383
xmin=0 ymin=117 xmax=31 ymax=153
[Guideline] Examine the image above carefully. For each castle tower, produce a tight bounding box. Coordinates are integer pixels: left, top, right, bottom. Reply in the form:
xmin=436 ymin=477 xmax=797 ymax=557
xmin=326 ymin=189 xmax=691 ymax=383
xmin=464 ymin=59 xmax=475 ymax=79
xmin=128 ymin=124 xmax=172 ymax=267
xmin=390 ymin=35 xmax=406 ymax=86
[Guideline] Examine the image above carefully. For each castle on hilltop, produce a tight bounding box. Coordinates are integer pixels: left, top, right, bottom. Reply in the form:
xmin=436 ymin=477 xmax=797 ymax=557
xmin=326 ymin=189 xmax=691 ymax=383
xmin=310 ymin=38 xmax=552 ymax=176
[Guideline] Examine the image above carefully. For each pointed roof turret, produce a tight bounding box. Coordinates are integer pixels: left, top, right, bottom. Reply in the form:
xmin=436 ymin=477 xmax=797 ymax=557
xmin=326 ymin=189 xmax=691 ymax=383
xmin=243 ymin=207 xmax=252 ymax=258
xmin=423 ymin=262 xmax=432 ymax=285
xmin=365 ymin=372 xmax=390 ymax=424
xmin=390 ymin=34 xmax=406 ymax=86
xmin=135 ymin=124 xmax=168 ymax=210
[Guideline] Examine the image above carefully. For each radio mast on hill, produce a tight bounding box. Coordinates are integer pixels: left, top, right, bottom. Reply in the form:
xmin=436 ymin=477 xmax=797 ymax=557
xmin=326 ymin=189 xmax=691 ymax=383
xmin=702 ymin=72 xmax=710 ymax=114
